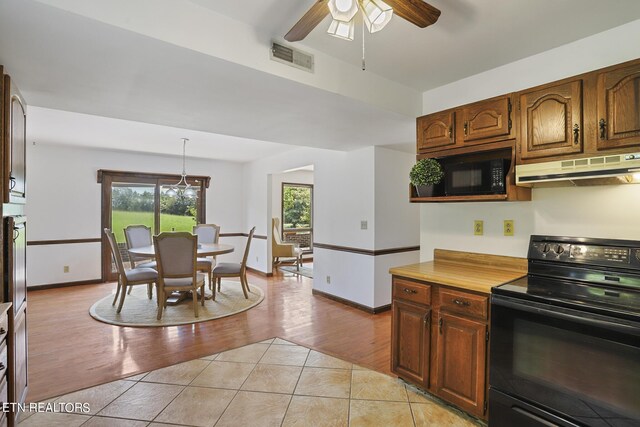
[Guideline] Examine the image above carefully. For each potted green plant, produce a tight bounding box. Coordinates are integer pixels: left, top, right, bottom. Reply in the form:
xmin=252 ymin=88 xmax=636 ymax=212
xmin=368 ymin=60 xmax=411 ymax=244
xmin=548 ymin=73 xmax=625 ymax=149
xmin=410 ymin=158 xmax=444 ymax=197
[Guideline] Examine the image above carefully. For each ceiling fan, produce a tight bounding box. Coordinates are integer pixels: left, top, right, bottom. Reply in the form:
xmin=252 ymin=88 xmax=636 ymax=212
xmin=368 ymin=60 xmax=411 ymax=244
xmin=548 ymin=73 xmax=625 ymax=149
xmin=284 ymin=0 xmax=441 ymax=42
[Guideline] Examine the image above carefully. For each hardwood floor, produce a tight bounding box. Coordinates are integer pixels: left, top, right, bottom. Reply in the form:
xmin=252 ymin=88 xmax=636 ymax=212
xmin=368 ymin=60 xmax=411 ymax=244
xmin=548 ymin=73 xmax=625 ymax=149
xmin=26 ymin=270 xmax=391 ymax=402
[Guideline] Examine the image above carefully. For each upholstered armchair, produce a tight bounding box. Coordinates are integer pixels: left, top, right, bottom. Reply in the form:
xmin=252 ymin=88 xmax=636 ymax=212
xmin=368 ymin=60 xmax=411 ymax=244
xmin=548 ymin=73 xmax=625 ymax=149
xmin=272 ymin=218 xmax=303 ymax=270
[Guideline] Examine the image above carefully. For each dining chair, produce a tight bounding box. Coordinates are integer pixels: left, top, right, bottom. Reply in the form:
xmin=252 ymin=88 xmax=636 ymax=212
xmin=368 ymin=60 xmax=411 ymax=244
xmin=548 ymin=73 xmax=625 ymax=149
xmin=104 ymin=228 xmax=157 ymax=313
xmin=271 ymin=218 xmax=303 ymax=271
xmin=212 ymin=227 xmax=255 ymax=300
xmin=124 ymin=224 xmax=157 ymax=269
xmin=154 ymin=232 xmax=206 ymax=319
xmin=193 ymin=224 xmax=221 ymax=289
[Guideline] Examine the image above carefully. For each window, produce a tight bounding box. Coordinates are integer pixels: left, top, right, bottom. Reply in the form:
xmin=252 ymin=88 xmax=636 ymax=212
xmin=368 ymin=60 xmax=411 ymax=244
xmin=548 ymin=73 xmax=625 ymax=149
xmin=98 ymin=170 xmax=210 ymax=281
xmin=281 ymin=183 xmax=313 ymax=251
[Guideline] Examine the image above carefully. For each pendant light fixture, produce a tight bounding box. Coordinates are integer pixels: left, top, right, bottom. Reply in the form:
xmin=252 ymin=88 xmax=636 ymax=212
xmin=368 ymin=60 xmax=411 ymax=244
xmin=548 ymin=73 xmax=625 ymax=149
xmin=166 ymin=138 xmax=197 ymax=198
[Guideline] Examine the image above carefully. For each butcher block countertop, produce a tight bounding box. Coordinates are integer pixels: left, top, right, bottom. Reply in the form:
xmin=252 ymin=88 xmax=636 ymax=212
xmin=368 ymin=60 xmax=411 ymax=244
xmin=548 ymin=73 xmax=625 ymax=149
xmin=389 ymin=249 xmax=527 ymax=294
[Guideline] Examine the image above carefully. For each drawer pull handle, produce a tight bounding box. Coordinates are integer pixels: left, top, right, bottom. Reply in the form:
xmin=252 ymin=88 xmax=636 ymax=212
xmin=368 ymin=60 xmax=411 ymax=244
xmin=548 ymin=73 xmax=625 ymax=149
xmin=0 ymin=363 xmax=4 ymax=370
xmin=453 ymin=299 xmax=471 ymax=307
xmin=403 ymin=288 xmax=418 ymax=294
xmin=0 ymin=328 xmax=5 ymax=335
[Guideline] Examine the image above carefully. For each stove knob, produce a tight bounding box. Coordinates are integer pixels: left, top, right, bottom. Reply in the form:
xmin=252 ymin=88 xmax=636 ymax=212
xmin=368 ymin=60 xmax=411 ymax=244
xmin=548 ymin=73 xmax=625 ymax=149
xmin=542 ymin=244 xmax=551 ymax=253
xmin=555 ymin=245 xmax=565 ymax=254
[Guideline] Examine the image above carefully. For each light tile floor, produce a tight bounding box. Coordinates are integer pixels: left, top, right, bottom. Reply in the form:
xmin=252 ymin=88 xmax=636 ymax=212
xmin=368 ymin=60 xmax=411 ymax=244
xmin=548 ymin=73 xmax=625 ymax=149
xmin=18 ymin=338 xmax=483 ymax=427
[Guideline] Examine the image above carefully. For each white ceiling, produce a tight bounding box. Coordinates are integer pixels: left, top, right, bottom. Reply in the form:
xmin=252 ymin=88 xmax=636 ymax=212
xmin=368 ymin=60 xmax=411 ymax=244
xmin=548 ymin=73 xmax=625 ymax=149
xmin=1 ymin=0 xmax=639 ymax=162
xmin=194 ymin=0 xmax=640 ymax=91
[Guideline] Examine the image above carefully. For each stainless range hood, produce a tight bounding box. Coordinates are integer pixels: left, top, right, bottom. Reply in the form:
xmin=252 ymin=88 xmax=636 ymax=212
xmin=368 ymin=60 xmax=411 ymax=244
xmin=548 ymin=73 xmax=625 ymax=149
xmin=516 ymin=152 xmax=640 ymax=187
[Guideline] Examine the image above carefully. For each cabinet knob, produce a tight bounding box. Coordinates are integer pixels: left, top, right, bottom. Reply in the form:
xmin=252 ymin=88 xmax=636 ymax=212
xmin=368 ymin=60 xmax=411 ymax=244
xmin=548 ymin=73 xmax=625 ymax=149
xmin=403 ymin=288 xmax=418 ymax=294
xmin=573 ymin=124 xmax=580 ymax=144
xmin=448 ymin=126 xmax=453 ymax=142
xmin=599 ymin=118 xmax=607 ymax=140
xmin=463 ymin=122 xmax=468 ymax=136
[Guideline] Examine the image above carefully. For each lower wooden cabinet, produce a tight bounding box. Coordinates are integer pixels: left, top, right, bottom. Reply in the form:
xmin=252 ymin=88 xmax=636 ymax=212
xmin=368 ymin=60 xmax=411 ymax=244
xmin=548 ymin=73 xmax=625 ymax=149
xmin=436 ymin=312 xmax=487 ymax=416
xmin=391 ymin=276 xmax=489 ymax=420
xmin=391 ymin=299 xmax=431 ymax=387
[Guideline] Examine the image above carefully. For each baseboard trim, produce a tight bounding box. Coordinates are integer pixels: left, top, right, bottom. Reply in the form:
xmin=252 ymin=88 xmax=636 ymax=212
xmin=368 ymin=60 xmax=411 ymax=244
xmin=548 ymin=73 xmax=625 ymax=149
xmin=312 ymin=289 xmax=391 ymax=314
xmin=313 ymin=243 xmax=419 ymax=256
xmin=28 ymin=278 xmax=104 ymax=291
xmin=247 ymin=267 xmax=273 ymax=277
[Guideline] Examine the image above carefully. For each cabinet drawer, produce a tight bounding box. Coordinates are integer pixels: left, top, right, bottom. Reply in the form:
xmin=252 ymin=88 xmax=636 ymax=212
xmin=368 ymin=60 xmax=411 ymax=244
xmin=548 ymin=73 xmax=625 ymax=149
xmin=393 ymin=278 xmax=431 ymax=305
xmin=438 ymin=289 xmax=488 ymax=320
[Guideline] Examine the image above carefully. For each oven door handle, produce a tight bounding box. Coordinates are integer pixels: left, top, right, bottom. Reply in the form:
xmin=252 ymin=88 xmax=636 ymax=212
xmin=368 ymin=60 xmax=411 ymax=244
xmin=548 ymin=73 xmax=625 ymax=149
xmin=492 ymin=295 xmax=640 ymax=337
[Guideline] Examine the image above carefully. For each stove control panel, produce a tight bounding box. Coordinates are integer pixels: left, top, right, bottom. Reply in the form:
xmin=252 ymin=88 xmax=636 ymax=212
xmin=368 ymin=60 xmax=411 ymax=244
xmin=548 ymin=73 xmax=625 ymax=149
xmin=531 ymin=242 xmax=571 ymax=260
xmin=529 ymin=236 xmax=640 ymax=269
xmin=570 ymin=245 xmax=630 ymax=263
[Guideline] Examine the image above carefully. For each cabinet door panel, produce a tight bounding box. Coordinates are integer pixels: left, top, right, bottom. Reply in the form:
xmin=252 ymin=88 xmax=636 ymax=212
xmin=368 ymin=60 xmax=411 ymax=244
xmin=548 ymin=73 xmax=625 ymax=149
xmin=519 ymin=80 xmax=583 ymax=160
xmin=436 ymin=312 xmax=486 ymax=417
xmin=3 ymin=76 xmax=26 ymax=204
xmin=391 ymin=300 xmax=430 ymax=387
xmin=597 ymin=63 xmax=640 ymax=150
xmin=462 ymin=96 xmax=511 ymax=143
xmin=417 ymin=111 xmax=456 ymax=152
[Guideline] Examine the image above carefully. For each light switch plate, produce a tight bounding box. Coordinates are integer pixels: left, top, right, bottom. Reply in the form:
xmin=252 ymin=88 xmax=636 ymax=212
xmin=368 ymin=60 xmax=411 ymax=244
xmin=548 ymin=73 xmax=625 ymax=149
xmin=504 ymin=220 xmax=514 ymax=236
xmin=360 ymin=220 xmax=368 ymax=230
xmin=474 ymin=220 xmax=484 ymax=236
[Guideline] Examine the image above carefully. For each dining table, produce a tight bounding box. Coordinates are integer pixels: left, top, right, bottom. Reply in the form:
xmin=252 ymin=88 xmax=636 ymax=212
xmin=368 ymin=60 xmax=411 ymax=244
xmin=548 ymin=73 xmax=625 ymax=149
xmin=127 ymin=242 xmax=235 ymax=258
xmin=128 ymin=242 xmax=235 ymax=304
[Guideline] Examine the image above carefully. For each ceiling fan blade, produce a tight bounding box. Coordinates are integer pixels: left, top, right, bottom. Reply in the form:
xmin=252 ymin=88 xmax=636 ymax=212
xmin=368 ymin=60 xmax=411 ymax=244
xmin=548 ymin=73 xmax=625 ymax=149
xmin=385 ymin=0 xmax=441 ymax=28
xmin=284 ymin=0 xmax=330 ymax=42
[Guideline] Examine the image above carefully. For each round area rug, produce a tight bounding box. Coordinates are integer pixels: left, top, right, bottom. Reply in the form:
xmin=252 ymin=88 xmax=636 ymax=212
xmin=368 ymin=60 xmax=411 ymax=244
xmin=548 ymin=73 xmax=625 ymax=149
xmin=89 ymin=281 xmax=264 ymax=327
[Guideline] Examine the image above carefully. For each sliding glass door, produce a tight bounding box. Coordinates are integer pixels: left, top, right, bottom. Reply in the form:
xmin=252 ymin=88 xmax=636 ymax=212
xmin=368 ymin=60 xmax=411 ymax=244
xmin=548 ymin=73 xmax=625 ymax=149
xmin=99 ymin=170 xmax=209 ymax=281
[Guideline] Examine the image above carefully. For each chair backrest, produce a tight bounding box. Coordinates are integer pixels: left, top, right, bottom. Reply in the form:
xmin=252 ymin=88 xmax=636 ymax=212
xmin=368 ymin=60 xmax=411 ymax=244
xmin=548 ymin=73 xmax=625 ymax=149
xmin=241 ymin=227 xmax=256 ymax=269
xmin=272 ymin=218 xmax=284 ymax=245
xmin=104 ymin=228 xmax=126 ymax=276
xmin=124 ymin=224 xmax=153 ymax=249
xmin=154 ymin=232 xmax=197 ymax=279
xmin=193 ymin=224 xmax=220 ymax=244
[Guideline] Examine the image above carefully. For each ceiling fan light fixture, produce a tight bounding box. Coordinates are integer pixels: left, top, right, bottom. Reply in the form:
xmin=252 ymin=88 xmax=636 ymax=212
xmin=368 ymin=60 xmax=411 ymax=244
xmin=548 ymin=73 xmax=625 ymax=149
xmin=327 ymin=19 xmax=355 ymax=41
xmin=360 ymin=0 xmax=393 ymax=33
xmin=328 ymin=0 xmax=359 ymax=22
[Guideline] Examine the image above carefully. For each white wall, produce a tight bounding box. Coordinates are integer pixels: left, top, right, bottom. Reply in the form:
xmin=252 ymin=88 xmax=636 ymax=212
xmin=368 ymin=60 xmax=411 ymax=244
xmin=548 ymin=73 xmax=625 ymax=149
xmin=26 ymin=143 xmax=245 ymax=286
xmin=244 ymin=145 xmax=419 ymax=309
xmin=420 ymin=19 xmax=640 ymax=261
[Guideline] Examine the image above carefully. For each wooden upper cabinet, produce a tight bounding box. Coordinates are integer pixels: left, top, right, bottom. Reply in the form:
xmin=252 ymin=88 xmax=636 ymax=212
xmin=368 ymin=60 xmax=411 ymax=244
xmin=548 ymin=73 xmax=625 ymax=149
xmin=3 ymin=75 xmax=26 ymax=204
xmin=461 ymin=96 xmax=512 ymax=144
xmin=519 ymin=79 xmax=583 ymax=160
xmin=417 ymin=110 xmax=456 ymax=153
xmin=597 ymin=62 xmax=640 ymax=150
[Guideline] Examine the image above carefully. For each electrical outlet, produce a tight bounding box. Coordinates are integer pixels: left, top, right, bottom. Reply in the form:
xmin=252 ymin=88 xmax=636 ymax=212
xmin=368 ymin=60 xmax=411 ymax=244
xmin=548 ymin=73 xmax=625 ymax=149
xmin=360 ymin=220 xmax=368 ymax=230
xmin=326 ymin=275 xmax=331 ymax=284
xmin=63 ymin=265 xmax=70 ymax=273
xmin=504 ymin=220 xmax=514 ymax=236
xmin=474 ymin=220 xmax=484 ymax=236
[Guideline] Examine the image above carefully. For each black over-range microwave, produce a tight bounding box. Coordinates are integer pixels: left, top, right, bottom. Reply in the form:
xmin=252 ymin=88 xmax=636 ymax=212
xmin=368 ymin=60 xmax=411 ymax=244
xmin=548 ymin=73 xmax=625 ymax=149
xmin=444 ymin=157 xmax=508 ymax=196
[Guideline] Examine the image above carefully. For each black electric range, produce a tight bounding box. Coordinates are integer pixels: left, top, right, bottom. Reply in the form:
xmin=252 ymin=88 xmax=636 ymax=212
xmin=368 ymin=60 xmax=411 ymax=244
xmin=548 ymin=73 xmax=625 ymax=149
xmin=489 ymin=235 xmax=640 ymax=427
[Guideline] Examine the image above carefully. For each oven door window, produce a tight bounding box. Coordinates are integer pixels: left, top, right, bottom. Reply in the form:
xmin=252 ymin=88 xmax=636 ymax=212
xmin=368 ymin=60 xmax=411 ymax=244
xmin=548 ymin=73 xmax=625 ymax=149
xmin=490 ymin=297 xmax=640 ymax=426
